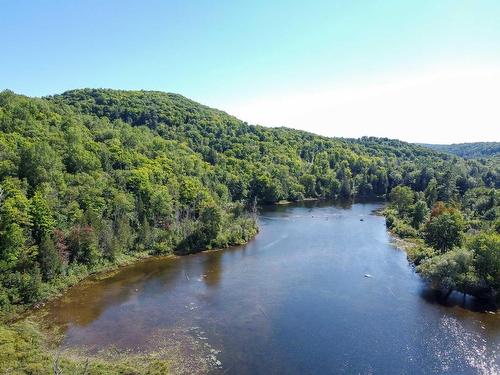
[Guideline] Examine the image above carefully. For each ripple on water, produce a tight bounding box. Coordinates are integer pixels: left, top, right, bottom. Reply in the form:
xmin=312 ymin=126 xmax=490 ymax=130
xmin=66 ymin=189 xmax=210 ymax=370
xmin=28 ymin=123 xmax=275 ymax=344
xmin=432 ymin=316 xmax=499 ymax=375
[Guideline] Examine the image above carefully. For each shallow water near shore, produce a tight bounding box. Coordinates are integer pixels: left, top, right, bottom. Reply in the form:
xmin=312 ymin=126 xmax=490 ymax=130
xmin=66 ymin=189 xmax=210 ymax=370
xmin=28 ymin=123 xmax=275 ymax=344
xmin=39 ymin=201 xmax=499 ymax=374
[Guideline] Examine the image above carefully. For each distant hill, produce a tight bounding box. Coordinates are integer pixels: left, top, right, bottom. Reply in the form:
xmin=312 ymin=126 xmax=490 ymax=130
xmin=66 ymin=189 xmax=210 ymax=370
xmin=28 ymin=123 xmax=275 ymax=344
xmin=420 ymin=142 xmax=500 ymax=158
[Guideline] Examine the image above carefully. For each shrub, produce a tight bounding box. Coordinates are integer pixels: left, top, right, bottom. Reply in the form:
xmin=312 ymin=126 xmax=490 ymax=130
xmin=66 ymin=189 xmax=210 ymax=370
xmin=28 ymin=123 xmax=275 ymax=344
xmin=392 ymin=220 xmax=419 ymax=238
xmin=407 ymin=245 xmax=436 ymax=266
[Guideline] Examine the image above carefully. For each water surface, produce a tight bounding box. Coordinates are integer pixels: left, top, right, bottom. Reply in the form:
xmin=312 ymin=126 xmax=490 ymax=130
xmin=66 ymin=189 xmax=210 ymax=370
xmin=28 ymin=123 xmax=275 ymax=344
xmin=41 ymin=201 xmax=499 ymax=374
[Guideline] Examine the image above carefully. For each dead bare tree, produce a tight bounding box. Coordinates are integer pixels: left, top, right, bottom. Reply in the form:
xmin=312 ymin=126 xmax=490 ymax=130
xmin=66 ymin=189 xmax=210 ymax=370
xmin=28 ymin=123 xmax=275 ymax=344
xmin=250 ymin=196 xmax=258 ymax=220
xmin=53 ymin=350 xmax=63 ymax=375
xmin=81 ymin=359 xmax=90 ymax=375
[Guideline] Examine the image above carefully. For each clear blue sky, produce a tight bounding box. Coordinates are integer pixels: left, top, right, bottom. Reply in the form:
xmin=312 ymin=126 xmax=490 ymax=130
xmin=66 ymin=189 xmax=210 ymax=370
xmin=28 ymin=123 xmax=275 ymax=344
xmin=2 ymin=0 xmax=500 ymax=142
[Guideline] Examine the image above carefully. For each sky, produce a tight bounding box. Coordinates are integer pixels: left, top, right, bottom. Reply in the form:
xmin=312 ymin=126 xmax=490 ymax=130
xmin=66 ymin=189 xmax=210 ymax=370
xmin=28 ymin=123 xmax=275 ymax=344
xmin=1 ymin=0 xmax=499 ymax=143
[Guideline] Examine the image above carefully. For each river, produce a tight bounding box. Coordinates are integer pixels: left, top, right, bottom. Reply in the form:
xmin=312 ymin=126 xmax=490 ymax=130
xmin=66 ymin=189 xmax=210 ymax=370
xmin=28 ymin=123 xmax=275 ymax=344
xmin=39 ymin=201 xmax=499 ymax=374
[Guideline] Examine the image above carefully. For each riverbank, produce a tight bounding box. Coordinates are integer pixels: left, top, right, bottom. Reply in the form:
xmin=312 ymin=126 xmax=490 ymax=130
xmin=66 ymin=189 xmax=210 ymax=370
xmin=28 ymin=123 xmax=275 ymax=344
xmin=5 ymin=222 xmax=260 ymax=323
xmin=3 ymin=251 xmax=153 ymax=323
xmin=275 ymin=197 xmax=319 ymax=205
xmin=1 ymin=226 xmax=259 ymax=374
xmin=0 ymin=319 xmax=182 ymax=374
xmin=0 ymin=248 xmax=228 ymax=375
xmin=388 ymin=231 xmax=420 ymax=252
xmin=0 ymin=251 xmax=179 ymax=373
xmin=0 ymin=203 xmax=421 ymax=375
xmin=381 ymin=207 xmax=500 ymax=310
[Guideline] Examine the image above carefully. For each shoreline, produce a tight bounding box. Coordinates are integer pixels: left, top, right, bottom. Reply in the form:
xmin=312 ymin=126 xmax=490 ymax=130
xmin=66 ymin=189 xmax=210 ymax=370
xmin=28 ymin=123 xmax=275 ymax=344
xmin=385 ymin=226 xmax=420 ymax=253
xmin=275 ymin=197 xmax=320 ymax=205
xmin=381 ymin=211 xmax=499 ymax=310
xmin=3 ymin=231 xmax=261 ymax=374
xmin=9 ymin=229 xmax=261 ymax=324
xmin=10 ymin=251 xmax=159 ymax=323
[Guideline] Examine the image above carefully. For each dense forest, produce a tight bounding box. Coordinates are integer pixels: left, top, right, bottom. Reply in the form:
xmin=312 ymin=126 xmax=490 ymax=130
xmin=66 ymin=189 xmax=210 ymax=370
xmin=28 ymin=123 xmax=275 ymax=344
xmin=0 ymin=88 xmax=498 ymax=314
xmin=421 ymin=142 xmax=500 ymax=159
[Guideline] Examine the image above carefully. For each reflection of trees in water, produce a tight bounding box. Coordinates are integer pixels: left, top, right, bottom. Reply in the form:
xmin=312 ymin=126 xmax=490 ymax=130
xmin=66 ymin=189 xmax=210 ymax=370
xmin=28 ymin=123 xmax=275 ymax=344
xmin=419 ymin=288 xmax=500 ymax=333
xmin=419 ymin=288 xmax=498 ymax=313
xmin=202 ymin=251 xmax=223 ymax=287
xmin=180 ymin=250 xmax=225 ymax=288
xmin=42 ymin=257 xmax=184 ymax=332
xmin=265 ymin=199 xmax=357 ymax=215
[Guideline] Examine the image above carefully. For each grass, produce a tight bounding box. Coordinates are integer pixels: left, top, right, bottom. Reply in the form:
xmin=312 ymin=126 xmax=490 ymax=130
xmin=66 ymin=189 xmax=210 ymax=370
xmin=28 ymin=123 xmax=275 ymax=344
xmin=0 ymin=319 xmax=175 ymax=374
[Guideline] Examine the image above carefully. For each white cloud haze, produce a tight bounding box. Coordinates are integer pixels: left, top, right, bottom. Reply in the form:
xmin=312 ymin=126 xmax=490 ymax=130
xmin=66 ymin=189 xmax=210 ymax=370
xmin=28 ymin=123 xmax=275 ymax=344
xmin=222 ymin=65 xmax=500 ymax=144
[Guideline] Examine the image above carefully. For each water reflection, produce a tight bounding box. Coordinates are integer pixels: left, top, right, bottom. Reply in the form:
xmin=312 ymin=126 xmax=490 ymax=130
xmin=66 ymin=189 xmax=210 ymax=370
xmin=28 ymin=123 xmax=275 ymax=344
xmin=198 ymin=250 xmax=223 ymax=287
xmin=420 ymin=288 xmax=498 ymax=314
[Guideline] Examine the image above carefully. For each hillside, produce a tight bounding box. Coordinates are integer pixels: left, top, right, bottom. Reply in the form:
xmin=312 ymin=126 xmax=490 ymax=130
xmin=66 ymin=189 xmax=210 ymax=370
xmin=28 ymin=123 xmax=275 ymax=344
xmin=0 ymin=88 xmax=498 ymax=313
xmin=50 ymin=89 xmax=497 ymax=202
xmin=421 ymin=142 xmax=500 ymax=159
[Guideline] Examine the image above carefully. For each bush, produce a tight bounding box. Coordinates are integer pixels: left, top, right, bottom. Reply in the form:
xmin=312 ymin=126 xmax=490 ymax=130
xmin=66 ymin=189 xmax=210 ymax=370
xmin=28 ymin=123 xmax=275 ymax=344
xmin=384 ymin=208 xmax=398 ymax=229
xmin=0 ymin=287 xmax=10 ymax=310
xmin=468 ymin=232 xmax=500 ymax=292
xmin=407 ymin=245 xmax=436 ymax=266
xmin=392 ymin=220 xmax=419 ymax=238
xmin=416 ymin=248 xmax=478 ymax=293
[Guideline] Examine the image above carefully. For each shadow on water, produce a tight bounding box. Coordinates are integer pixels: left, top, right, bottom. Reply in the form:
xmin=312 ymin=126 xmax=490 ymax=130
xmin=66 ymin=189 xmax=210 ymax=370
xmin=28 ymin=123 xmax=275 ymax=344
xmin=262 ymin=198 xmax=354 ymax=210
xmin=420 ymin=287 xmax=498 ymax=314
xmin=262 ymin=197 xmax=387 ymax=214
xmin=199 ymin=250 xmax=223 ymax=287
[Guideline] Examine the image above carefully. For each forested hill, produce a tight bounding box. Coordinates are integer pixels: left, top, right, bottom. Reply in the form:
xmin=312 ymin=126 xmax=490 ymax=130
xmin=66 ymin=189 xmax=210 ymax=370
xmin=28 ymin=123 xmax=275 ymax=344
xmin=50 ymin=89 xmax=497 ymax=202
xmin=0 ymin=88 xmax=498 ymax=311
xmin=421 ymin=142 xmax=500 ymax=159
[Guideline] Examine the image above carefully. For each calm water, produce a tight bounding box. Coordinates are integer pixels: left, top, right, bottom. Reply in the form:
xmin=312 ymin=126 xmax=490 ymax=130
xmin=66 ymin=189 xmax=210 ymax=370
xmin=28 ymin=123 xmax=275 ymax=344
xmin=40 ymin=201 xmax=499 ymax=374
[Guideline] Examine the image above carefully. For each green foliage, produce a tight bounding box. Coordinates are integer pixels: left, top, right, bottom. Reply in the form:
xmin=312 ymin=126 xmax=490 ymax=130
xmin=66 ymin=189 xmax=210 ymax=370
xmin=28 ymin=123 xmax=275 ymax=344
xmin=468 ymin=232 xmax=500 ymax=292
xmin=54 ymin=88 xmax=497 ymax=206
xmin=29 ymin=191 xmax=55 ymax=244
xmin=0 ymin=321 xmax=50 ymax=374
xmin=424 ymin=208 xmax=465 ymax=252
xmin=389 ymin=181 xmax=498 ymax=299
xmin=417 ymin=248 xmax=478 ymax=292
xmin=384 ymin=208 xmax=398 ymax=229
xmin=0 ymin=88 xmax=498 ymax=309
xmin=462 ymin=187 xmax=499 ymax=221
xmin=19 ymin=142 xmax=63 ymax=188
xmin=424 ymin=178 xmax=438 ymax=207
xmin=67 ymin=225 xmax=100 ymax=265
xmin=411 ymin=200 xmax=429 ymax=229
xmin=0 ymin=90 xmax=262 ymax=310
xmin=389 ymin=186 xmax=414 ymax=215
xmin=37 ymin=235 xmax=61 ymax=282
xmin=7 ymin=267 xmax=44 ymax=305
xmin=406 ymin=245 xmax=437 ymax=266
xmin=392 ymin=220 xmax=419 ymax=238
